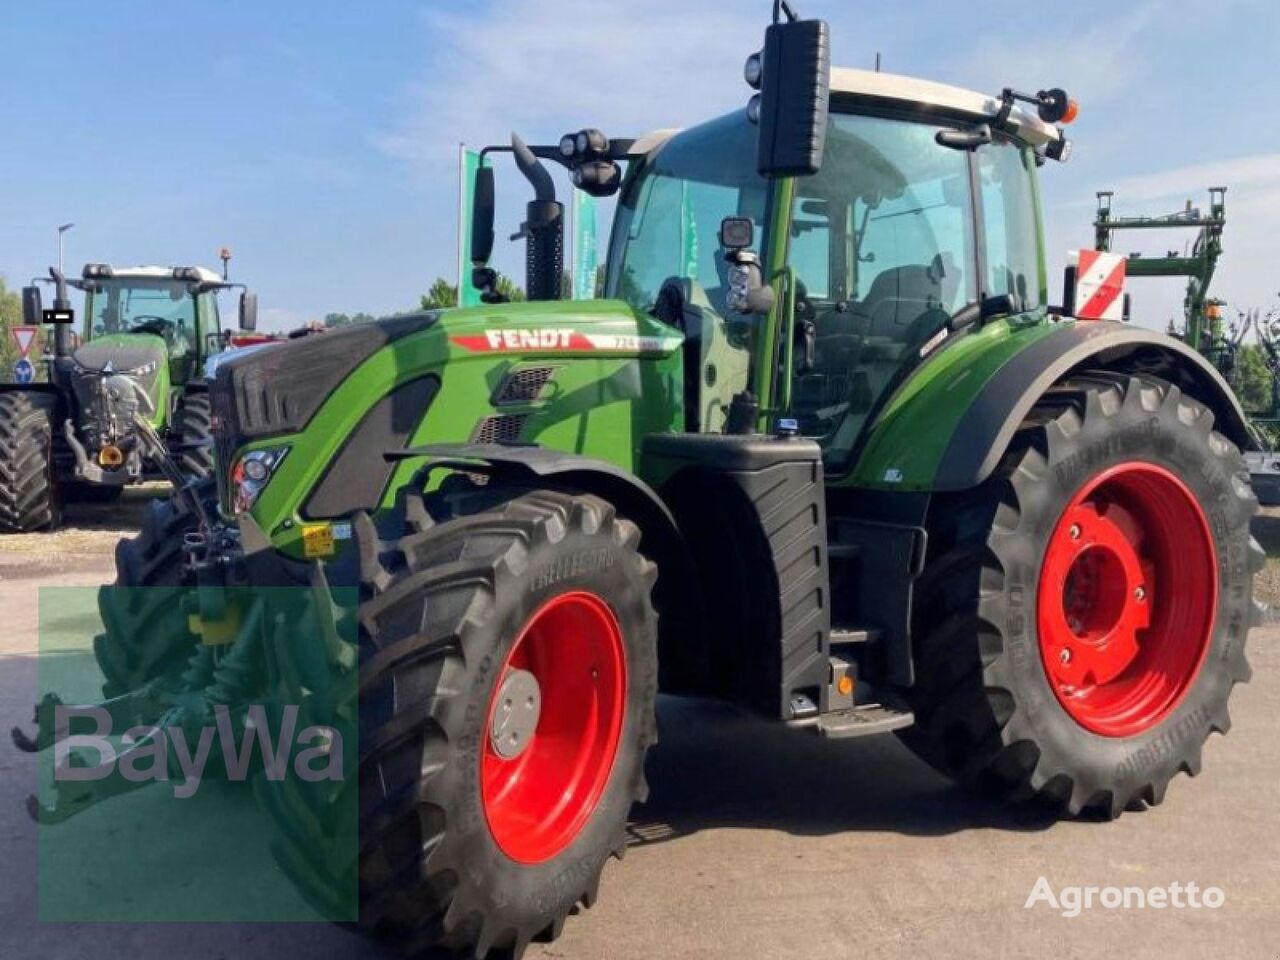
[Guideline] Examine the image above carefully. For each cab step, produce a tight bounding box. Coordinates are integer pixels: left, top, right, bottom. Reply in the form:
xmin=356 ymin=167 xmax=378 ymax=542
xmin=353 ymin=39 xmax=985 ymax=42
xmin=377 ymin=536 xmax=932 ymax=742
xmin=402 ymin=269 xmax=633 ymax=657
xmin=828 ymin=628 xmax=880 ymax=647
xmin=815 ymin=703 xmax=914 ymax=740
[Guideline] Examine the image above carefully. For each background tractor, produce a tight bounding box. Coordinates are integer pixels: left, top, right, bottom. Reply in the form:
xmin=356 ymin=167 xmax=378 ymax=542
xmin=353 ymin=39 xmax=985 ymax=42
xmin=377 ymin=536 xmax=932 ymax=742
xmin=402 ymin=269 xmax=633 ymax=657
xmin=0 ymin=261 xmax=257 ymax=531
xmin=23 ymin=5 xmax=1261 ymax=957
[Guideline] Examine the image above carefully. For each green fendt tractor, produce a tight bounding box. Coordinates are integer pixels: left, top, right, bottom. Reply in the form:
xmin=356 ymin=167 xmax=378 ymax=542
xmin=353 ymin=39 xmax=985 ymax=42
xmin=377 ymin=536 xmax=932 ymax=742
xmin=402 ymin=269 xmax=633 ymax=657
xmin=1 ymin=261 xmax=258 ymax=531
xmin=21 ymin=7 xmax=1261 ymax=957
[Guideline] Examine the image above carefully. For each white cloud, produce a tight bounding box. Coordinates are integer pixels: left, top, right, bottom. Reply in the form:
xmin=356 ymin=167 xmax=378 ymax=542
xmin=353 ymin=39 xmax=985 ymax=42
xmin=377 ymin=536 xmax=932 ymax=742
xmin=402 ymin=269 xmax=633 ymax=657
xmin=955 ymin=2 xmax=1161 ymax=107
xmin=372 ymin=0 xmax=762 ymax=171
xmin=1099 ymin=154 xmax=1280 ymax=205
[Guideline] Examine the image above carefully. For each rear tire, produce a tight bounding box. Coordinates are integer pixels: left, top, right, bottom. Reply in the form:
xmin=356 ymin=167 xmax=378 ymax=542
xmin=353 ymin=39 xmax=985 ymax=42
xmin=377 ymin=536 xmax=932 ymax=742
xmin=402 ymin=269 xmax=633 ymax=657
xmin=94 ymin=479 xmax=215 ymax=697
xmin=902 ymin=372 xmax=1260 ymax=818
xmin=262 ymin=488 xmax=659 ymax=958
xmin=0 ymin=391 xmax=62 ymax=533
xmin=171 ymin=391 xmax=213 ymax=479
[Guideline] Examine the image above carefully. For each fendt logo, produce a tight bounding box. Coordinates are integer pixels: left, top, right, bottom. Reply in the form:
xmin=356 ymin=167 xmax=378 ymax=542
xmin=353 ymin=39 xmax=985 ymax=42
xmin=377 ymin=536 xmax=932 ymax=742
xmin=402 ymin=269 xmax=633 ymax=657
xmin=484 ymin=328 xmax=579 ymax=350
xmin=450 ymin=327 xmax=684 ymax=355
xmin=451 ymin=328 xmax=582 ymax=352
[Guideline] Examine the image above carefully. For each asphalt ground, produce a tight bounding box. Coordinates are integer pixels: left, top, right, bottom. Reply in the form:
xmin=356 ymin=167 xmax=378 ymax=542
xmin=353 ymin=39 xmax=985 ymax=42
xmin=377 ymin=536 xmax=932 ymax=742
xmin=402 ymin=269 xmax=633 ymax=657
xmin=0 ymin=491 xmax=1276 ymax=959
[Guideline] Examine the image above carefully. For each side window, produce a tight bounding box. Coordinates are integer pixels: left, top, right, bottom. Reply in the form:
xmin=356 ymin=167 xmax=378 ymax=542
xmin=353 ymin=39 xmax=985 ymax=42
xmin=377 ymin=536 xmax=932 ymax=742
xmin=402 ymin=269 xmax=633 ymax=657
xmin=789 ymin=209 xmax=830 ymax=299
xmin=856 ymin=172 xmax=972 ymax=315
xmin=200 ymin=291 xmax=222 ymax=348
xmin=979 ymin=143 xmax=1042 ymax=309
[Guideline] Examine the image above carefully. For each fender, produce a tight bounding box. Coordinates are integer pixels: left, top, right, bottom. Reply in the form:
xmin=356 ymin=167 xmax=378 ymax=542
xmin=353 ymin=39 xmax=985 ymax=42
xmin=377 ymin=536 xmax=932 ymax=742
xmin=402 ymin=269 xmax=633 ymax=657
xmin=388 ymin=441 xmax=681 ymax=540
xmin=389 ymin=441 xmax=699 ymax=695
xmin=934 ymin=321 xmax=1254 ymax=491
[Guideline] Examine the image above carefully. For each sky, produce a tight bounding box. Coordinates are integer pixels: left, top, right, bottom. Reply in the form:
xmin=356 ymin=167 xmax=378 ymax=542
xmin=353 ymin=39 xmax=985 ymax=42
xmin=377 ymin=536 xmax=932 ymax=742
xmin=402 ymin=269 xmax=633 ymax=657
xmin=2 ymin=0 xmax=1278 ymax=333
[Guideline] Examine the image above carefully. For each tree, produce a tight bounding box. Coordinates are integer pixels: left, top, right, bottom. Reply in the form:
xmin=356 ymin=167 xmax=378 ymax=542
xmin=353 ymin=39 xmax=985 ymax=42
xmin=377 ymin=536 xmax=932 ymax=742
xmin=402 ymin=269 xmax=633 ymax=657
xmin=1235 ymin=344 xmax=1274 ymax=415
xmin=0 ymin=275 xmax=29 ymax=381
xmin=323 ymin=312 xmax=352 ymax=328
xmin=421 ymin=278 xmax=458 ymax=310
xmin=420 ymin=273 xmax=525 ymax=311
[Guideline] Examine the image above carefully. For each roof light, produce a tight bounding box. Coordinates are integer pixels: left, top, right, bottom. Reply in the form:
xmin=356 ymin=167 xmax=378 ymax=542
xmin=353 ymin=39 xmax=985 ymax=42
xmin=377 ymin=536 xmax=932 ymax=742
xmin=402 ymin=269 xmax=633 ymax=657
xmin=744 ymin=51 xmax=763 ymax=89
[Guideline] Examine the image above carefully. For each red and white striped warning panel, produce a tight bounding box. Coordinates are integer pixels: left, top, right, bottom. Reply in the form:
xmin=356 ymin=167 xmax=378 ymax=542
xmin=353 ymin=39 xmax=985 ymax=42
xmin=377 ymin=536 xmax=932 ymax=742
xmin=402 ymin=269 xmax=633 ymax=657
xmin=1070 ymin=249 xmax=1126 ymax=321
xmin=10 ymin=326 xmax=39 ymax=359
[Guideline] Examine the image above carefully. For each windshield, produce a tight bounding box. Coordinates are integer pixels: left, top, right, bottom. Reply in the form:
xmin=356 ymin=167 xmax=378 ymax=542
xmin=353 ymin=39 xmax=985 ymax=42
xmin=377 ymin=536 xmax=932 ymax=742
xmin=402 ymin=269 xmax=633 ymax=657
xmin=607 ymin=113 xmax=769 ymax=318
xmin=790 ymin=112 xmax=1037 ymax=465
xmin=88 ymin=280 xmax=197 ymax=357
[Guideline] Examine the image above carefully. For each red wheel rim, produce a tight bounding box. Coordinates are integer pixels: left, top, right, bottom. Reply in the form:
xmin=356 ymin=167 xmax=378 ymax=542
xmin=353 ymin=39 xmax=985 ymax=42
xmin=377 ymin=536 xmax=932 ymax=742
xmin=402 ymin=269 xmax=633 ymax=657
xmin=482 ymin=591 xmax=627 ymax=864
xmin=1036 ymin=462 xmax=1217 ymax=737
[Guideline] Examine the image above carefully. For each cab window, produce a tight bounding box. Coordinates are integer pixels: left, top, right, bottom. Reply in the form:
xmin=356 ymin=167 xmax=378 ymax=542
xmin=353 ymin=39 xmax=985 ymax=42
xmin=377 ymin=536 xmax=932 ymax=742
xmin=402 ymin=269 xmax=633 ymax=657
xmin=979 ymin=142 xmax=1042 ymax=309
xmin=788 ymin=112 xmax=977 ymax=464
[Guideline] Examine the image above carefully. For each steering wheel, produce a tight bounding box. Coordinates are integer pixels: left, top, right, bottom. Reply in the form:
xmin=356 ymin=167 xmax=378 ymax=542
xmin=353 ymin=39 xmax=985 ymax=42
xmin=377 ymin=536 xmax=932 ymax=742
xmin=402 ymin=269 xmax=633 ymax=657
xmin=129 ymin=315 xmax=175 ymax=338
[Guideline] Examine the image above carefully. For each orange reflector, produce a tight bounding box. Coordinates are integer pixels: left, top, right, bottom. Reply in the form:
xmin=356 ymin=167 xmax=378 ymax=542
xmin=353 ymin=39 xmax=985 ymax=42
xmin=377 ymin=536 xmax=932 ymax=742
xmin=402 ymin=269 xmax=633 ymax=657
xmin=1062 ymin=99 xmax=1079 ymax=124
xmin=98 ymin=445 xmax=123 ymax=467
xmin=837 ymin=675 xmax=854 ymax=697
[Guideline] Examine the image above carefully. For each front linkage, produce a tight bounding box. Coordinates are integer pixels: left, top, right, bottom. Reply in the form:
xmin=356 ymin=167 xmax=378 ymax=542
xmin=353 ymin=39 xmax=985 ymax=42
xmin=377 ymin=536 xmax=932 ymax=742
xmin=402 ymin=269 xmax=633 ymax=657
xmin=14 ymin=456 xmax=357 ymax=835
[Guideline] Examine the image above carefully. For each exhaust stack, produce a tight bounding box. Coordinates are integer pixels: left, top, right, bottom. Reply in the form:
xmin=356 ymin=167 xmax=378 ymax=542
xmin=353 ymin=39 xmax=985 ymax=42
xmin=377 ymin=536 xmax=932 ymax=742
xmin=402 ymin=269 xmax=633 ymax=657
xmin=511 ymin=133 xmax=564 ymax=301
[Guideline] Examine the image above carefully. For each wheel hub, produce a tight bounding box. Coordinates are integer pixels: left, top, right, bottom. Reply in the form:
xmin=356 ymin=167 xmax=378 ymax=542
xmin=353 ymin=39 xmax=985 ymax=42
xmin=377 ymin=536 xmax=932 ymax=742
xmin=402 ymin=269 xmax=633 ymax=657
xmin=1036 ymin=462 xmax=1217 ymax=738
xmin=1042 ymin=500 xmax=1151 ymax=689
xmin=481 ymin=591 xmax=627 ymax=864
xmin=489 ymin=668 xmax=541 ymax=760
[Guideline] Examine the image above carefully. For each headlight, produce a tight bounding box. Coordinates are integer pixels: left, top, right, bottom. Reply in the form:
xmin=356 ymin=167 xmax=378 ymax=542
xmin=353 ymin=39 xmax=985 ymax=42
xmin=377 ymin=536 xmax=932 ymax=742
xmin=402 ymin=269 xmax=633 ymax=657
xmin=230 ymin=446 xmax=289 ymax=514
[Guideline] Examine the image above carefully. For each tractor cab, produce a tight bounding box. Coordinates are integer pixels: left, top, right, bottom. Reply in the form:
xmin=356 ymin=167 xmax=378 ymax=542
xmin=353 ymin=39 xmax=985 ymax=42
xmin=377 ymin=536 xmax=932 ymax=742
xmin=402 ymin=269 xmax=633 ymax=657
xmin=602 ymin=72 xmax=1063 ymax=465
xmin=78 ymin=264 xmax=250 ymax=386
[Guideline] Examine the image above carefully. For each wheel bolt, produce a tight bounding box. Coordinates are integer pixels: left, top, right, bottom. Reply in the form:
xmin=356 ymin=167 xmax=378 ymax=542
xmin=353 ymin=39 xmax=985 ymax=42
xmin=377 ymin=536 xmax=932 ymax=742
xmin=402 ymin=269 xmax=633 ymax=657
xmin=1134 ymin=585 xmax=1146 ymax=602
xmin=1069 ymin=523 xmax=1081 ymax=540
xmin=1060 ymin=648 xmax=1072 ymax=665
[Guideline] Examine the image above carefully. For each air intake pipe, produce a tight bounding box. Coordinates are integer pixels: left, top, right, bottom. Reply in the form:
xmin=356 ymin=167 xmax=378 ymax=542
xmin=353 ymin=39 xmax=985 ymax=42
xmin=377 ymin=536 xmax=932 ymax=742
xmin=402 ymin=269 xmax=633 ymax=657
xmin=511 ymin=133 xmax=564 ymax=301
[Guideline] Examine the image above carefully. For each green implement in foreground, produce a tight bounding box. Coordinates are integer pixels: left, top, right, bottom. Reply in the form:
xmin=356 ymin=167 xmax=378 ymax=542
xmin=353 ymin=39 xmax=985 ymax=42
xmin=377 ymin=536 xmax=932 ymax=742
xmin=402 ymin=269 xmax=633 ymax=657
xmin=1 ymin=262 xmax=259 ymax=531
xmin=20 ymin=6 xmax=1263 ymax=958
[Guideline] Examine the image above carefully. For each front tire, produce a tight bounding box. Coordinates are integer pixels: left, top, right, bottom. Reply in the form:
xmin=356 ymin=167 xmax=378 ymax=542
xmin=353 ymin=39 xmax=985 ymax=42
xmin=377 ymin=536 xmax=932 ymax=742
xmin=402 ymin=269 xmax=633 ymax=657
xmin=95 ymin=479 xmax=215 ymax=697
xmin=903 ymin=372 xmax=1260 ymax=818
xmin=171 ymin=390 xmax=213 ymax=479
xmin=266 ymin=488 xmax=659 ymax=958
xmin=0 ymin=391 xmax=62 ymax=533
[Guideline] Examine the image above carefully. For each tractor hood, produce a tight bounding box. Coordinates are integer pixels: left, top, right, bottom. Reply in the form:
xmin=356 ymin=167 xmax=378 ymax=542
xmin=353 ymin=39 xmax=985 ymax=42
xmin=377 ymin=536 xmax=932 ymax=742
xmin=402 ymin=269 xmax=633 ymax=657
xmin=69 ymin=333 xmax=171 ymax=432
xmin=72 ymin=332 xmax=168 ymax=375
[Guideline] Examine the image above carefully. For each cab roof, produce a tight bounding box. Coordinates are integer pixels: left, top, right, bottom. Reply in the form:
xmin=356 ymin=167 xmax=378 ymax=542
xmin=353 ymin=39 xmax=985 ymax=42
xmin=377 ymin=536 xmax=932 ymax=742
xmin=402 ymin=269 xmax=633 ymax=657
xmin=632 ymin=66 xmax=1062 ymax=156
xmin=83 ymin=265 xmax=224 ymax=283
xmin=829 ymin=67 xmax=1061 ymax=146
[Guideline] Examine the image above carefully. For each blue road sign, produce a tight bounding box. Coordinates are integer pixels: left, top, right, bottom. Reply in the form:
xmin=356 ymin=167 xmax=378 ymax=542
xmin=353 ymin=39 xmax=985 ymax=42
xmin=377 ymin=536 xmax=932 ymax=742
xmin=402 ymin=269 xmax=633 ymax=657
xmin=14 ymin=359 xmax=34 ymax=384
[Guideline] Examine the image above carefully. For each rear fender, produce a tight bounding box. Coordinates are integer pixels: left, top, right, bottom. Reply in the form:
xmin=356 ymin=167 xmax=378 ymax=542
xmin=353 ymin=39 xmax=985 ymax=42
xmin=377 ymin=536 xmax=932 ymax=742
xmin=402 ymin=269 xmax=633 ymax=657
xmin=934 ymin=322 xmax=1254 ymax=491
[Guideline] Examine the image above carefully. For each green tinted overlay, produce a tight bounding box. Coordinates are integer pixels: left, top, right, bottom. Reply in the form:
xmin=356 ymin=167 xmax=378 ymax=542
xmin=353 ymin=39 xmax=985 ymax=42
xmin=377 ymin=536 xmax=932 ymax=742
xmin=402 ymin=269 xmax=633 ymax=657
xmin=33 ymin=585 xmax=358 ymax=922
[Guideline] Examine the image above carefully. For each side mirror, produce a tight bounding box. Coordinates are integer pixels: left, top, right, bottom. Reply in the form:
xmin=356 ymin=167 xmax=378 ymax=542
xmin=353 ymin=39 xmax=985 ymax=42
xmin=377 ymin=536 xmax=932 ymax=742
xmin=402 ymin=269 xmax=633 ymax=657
xmin=239 ymin=291 xmax=258 ymax=332
xmin=22 ymin=286 xmax=42 ymax=325
xmin=471 ymin=164 xmax=496 ymax=265
xmin=752 ymin=18 xmax=830 ymax=177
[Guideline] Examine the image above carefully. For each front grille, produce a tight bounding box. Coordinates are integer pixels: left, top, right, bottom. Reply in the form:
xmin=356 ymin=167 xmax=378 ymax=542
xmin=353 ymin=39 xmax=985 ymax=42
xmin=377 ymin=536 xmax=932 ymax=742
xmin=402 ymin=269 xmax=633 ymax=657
xmin=470 ymin=414 xmax=528 ymax=445
xmin=493 ymin=365 xmax=557 ymax=405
